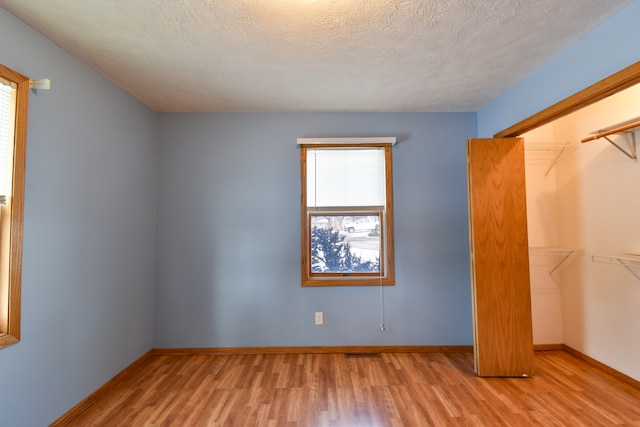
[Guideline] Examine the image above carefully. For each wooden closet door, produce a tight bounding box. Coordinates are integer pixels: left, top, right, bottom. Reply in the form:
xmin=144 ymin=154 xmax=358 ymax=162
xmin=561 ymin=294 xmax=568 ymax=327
xmin=467 ymin=138 xmax=534 ymax=377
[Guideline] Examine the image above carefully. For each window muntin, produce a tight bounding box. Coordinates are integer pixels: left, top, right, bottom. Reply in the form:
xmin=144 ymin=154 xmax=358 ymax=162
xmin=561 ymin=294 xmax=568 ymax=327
xmin=300 ymin=143 xmax=395 ymax=287
xmin=0 ymin=64 xmax=29 ymax=349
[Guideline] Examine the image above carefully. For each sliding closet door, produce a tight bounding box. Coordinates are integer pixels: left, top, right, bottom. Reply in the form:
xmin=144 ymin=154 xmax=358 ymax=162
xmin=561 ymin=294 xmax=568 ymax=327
xmin=467 ymin=138 xmax=534 ymax=377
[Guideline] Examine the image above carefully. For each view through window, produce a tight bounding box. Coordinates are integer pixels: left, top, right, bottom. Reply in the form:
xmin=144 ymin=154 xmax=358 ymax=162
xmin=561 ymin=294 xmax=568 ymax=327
xmin=310 ymin=212 xmax=382 ymax=274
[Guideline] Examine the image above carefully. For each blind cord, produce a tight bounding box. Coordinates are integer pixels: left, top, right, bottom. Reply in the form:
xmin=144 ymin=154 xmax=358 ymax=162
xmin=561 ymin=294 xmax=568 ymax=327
xmin=379 ymin=272 xmax=385 ymax=331
xmin=379 ymin=151 xmax=386 ymax=332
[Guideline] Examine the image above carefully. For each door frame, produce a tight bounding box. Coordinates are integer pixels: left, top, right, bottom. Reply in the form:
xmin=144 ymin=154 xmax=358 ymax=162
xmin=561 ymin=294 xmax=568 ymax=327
xmin=495 ymin=61 xmax=640 ymax=138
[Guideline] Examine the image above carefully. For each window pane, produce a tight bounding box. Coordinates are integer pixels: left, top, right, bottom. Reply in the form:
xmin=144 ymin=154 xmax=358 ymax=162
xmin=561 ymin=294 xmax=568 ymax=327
xmin=310 ymin=213 xmax=381 ymax=273
xmin=0 ymin=79 xmax=16 ymax=200
xmin=307 ymin=148 xmax=385 ymax=208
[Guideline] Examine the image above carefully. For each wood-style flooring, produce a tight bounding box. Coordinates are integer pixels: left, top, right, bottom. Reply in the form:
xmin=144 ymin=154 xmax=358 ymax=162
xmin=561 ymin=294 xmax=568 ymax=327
xmin=61 ymin=351 xmax=640 ymax=426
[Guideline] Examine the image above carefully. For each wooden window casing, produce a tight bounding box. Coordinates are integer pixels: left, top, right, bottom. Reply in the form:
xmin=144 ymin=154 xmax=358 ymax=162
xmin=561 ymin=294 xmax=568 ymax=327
xmin=0 ymin=64 xmax=29 ymax=349
xmin=300 ymin=143 xmax=395 ymax=287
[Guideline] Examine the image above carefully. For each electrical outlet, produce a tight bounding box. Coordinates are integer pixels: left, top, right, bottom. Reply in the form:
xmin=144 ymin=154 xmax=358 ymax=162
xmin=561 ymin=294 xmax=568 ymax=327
xmin=315 ymin=311 xmax=324 ymax=325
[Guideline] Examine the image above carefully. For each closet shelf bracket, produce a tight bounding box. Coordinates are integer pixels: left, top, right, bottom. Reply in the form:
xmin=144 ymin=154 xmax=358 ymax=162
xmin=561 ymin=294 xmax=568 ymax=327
xmin=603 ymin=133 xmax=636 ymax=161
xmin=592 ymin=254 xmax=640 ymax=281
xmin=529 ymin=247 xmax=583 ymax=275
xmin=524 ymin=141 xmax=578 ymax=177
xmin=544 ymin=142 xmax=572 ymax=177
xmin=582 ymin=120 xmax=639 ymax=162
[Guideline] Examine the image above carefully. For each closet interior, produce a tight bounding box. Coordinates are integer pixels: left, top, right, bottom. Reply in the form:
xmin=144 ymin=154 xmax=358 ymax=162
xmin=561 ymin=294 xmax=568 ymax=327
xmin=522 ymin=82 xmax=640 ymax=380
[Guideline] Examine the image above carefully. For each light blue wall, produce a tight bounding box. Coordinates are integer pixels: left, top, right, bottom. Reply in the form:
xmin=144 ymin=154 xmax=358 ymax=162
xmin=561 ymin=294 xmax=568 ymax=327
xmin=0 ymin=8 xmax=157 ymax=426
xmin=478 ymin=1 xmax=640 ymax=137
xmin=3 ymin=0 xmax=635 ymax=423
xmin=155 ymin=112 xmax=476 ymax=348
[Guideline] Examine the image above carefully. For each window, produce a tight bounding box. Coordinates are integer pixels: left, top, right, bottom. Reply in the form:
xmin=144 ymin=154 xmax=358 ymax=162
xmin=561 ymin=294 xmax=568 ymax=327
xmin=299 ymin=138 xmax=395 ymax=286
xmin=0 ymin=64 xmax=29 ymax=349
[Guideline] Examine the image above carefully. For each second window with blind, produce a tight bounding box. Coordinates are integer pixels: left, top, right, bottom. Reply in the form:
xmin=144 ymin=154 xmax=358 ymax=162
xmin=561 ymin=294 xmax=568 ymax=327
xmin=299 ymin=139 xmax=395 ymax=287
xmin=0 ymin=64 xmax=29 ymax=349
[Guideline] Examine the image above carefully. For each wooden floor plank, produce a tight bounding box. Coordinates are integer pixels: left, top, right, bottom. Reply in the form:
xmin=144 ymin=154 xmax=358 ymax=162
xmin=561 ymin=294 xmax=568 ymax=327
xmin=60 ymin=351 xmax=640 ymax=426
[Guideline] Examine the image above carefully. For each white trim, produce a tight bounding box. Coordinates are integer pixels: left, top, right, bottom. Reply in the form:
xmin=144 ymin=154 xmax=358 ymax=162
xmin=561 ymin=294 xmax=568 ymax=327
xmin=297 ymin=137 xmax=396 ymax=145
xmin=29 ymin=79 xmax=50 ymax=90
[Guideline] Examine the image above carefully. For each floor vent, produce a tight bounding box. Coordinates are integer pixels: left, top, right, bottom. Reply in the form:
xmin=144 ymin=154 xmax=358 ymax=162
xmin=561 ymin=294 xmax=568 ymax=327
xmin=344 ymin=353 xmax=381 ymax=358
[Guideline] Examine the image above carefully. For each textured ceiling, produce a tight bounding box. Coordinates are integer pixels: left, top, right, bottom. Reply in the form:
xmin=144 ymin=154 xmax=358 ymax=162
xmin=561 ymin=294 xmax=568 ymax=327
xmin=0 ymin=0 xmax=632 ymax=112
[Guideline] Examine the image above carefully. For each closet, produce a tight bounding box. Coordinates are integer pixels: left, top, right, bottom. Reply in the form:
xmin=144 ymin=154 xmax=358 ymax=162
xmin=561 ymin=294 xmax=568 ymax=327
xmin=522 ymin=83 xmax=640 ymax=378
xmin=522 ymin=80 xmax=640 ymax=381
xmin=466 ymin=63 xmax=640 ymax=382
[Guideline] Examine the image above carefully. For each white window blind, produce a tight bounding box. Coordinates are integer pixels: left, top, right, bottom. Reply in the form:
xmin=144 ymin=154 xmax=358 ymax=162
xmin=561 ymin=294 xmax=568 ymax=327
xmin=0 ymin=78 xmax=16 ymax=205
xmin=306 ymin=147 xmax=386 ymax=208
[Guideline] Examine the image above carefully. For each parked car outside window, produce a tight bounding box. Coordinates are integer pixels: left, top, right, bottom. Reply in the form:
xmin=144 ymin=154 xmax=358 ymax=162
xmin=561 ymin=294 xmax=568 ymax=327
xmin=343 ymin=217 xmax=380 ymax=233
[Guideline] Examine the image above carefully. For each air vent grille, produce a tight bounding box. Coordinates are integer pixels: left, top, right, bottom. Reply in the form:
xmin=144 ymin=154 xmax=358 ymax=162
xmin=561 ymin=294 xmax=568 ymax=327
xmin=344 ymin=353 xmax=381 ymax=358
